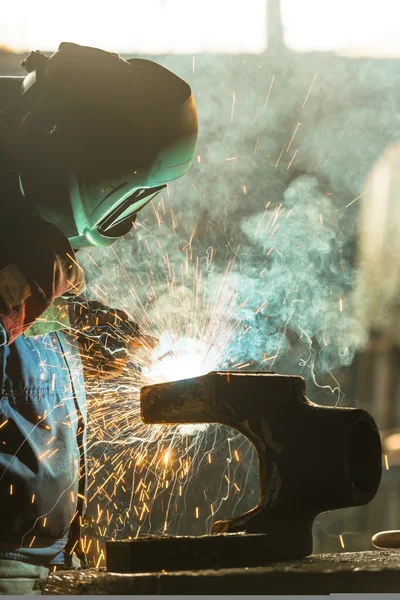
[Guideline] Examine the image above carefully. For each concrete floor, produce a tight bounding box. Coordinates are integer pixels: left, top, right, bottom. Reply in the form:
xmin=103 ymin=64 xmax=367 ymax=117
xmin=44 ymin=550 xmax=400 ymax=594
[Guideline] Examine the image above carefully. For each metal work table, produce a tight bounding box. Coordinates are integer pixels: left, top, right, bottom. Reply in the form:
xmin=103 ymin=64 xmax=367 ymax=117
xmin=44 ymin=550 xmax=400 ymax=595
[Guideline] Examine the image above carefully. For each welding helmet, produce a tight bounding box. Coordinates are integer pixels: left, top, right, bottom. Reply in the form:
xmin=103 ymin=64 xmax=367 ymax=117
xmin=18 ymin=42 xmax=198 ymax=248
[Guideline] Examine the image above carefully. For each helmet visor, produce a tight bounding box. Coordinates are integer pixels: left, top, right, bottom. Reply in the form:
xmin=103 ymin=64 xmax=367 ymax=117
xmin=97 ymin=184 xmax=166 ymax=237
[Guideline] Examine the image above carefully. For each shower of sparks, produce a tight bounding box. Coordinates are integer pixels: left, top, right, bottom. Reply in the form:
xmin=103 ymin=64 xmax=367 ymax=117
xmin=16 ymin=108 xmax=361 ymax=569
xmin=67 ymin=208 xmax=266 ymax=568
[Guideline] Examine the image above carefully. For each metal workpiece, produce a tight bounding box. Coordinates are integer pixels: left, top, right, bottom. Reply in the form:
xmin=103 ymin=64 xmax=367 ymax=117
xmin=140 ymin=371 xmax=382 ymax=560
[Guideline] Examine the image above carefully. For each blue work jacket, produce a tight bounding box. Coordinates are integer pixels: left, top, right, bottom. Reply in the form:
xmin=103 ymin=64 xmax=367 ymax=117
xmin=0 ymin=329 xmax=87 ymax=565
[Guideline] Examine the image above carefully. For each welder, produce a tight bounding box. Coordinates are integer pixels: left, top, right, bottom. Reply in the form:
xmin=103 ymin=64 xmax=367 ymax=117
xmin=0 ymin=42 xmax=198 ymax=594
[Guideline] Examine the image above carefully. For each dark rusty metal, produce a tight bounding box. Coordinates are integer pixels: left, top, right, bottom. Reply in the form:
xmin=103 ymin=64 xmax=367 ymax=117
xmin=106 ymin=533 xmax=285 ymax=573
xmin=47 ymin=551 xmax=400 ymax=595
xmin=139 ymin=371 xmax=382 ymax=560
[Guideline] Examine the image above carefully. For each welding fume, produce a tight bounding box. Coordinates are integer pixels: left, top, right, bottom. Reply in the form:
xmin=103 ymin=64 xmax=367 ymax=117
xmin=0 ymin=24 xmax=393 ymax=595
xmin=0 ymin=41 xmax=197 ymax=594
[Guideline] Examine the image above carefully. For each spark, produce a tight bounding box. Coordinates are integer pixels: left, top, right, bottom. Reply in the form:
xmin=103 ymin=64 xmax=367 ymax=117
xmin=302 ymin=73 xmax=318 ymax=109
xmin=286 ymin=149 xmax=298 ymax=170
xmin=263 ymin=354 xmax=278 ymax=363
xmin=345 ymin=191 xmax=366 ymax=208
xmin=255 ymin=300 xmax=268 ymax=314
xmin=275 ymin=143 xmax=286 ymax=168
xmin=151 ymin=203 xmax=163 ymax=227
xmin=269 ymin=223 xmax=280 ymax=240
xmin=255 ymin=202 xmax=271 ymax=236
xmin=264 ymin=74 xmax=276 ymax=110
xmin=323 ymin=155 xmax=332 ymax=168
xmin=231 ymin=91 xmax=236 ymax=122
xmin=339 ymin=534 xmax=345 ymax=549
xmin=314 ymin=157 xmax=323 ymax=172
xmin=384 ymin=454 xmax=389 ymax=470
xmin=66 ymin=252 xmax=84 ymax=273
xmin=286 ymin=122 xmax=301 ymax=153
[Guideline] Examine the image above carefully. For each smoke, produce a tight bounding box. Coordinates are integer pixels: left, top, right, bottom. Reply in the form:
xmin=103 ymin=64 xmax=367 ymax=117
xmin=235 ymin=175 xmax=367 ymax=370
xmin=76 ymin=50 xmax=400 ymax=404
xmin=62 ymin=48 xmax=400 ymax=551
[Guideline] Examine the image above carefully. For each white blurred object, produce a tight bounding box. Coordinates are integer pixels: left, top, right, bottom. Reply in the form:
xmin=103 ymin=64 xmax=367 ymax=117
xmin=372 ymin=530 xmax=400 ymax=549
xmin=355 ymin=143 xmax=400 ymax=344
xmin=384 ymin=431 xmax=400 ymax=453
xmin=282 ymin=0 xmax=400 ymax=57
xmin=0 ymin=0 xmax=266 ymax=54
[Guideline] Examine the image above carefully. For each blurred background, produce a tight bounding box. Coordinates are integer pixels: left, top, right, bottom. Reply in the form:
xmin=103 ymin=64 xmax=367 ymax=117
xmin=2 ymin=0 xmax=400 ymax=562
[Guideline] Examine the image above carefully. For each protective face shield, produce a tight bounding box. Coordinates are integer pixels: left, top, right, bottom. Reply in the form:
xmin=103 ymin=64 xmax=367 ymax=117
xmin=18 ymin=42 xmax=198 ymax=249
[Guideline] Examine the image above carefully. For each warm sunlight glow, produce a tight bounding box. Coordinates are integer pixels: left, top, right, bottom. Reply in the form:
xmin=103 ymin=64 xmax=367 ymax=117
xmin=282 ymin=0 xmax=400 ymax=57
xmin=0 ymin=0 xmax=267 ymax=54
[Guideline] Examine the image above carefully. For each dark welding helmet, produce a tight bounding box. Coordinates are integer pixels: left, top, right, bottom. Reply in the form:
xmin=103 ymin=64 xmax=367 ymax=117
xmin=18 ymin=42 xmax=198 ymax=248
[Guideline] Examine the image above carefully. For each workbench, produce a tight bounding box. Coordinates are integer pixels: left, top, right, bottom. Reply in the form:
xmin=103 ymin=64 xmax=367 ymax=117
xmin=43 ymin=550 xmax=400 ymax=595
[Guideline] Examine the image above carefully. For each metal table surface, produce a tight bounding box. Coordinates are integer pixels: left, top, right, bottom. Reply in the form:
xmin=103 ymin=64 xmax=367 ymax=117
xmin=44 ymin=550 xmax=400 ymax=595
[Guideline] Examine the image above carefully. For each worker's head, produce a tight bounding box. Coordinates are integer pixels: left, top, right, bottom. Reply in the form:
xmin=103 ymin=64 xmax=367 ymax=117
xmin=17 ymin=42 xmax=198 ymax=249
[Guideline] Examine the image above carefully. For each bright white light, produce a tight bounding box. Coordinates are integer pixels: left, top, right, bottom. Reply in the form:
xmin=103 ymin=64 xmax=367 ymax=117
xmin=0 ymin=0 xmax=266 ymax=54
xmin=143 ymin=333 xmax=211 ymax=437
xmin=144 ymin=334 xmax=210 ymax=385
xmin=282 ymin=0 xmax=400 ymax=57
